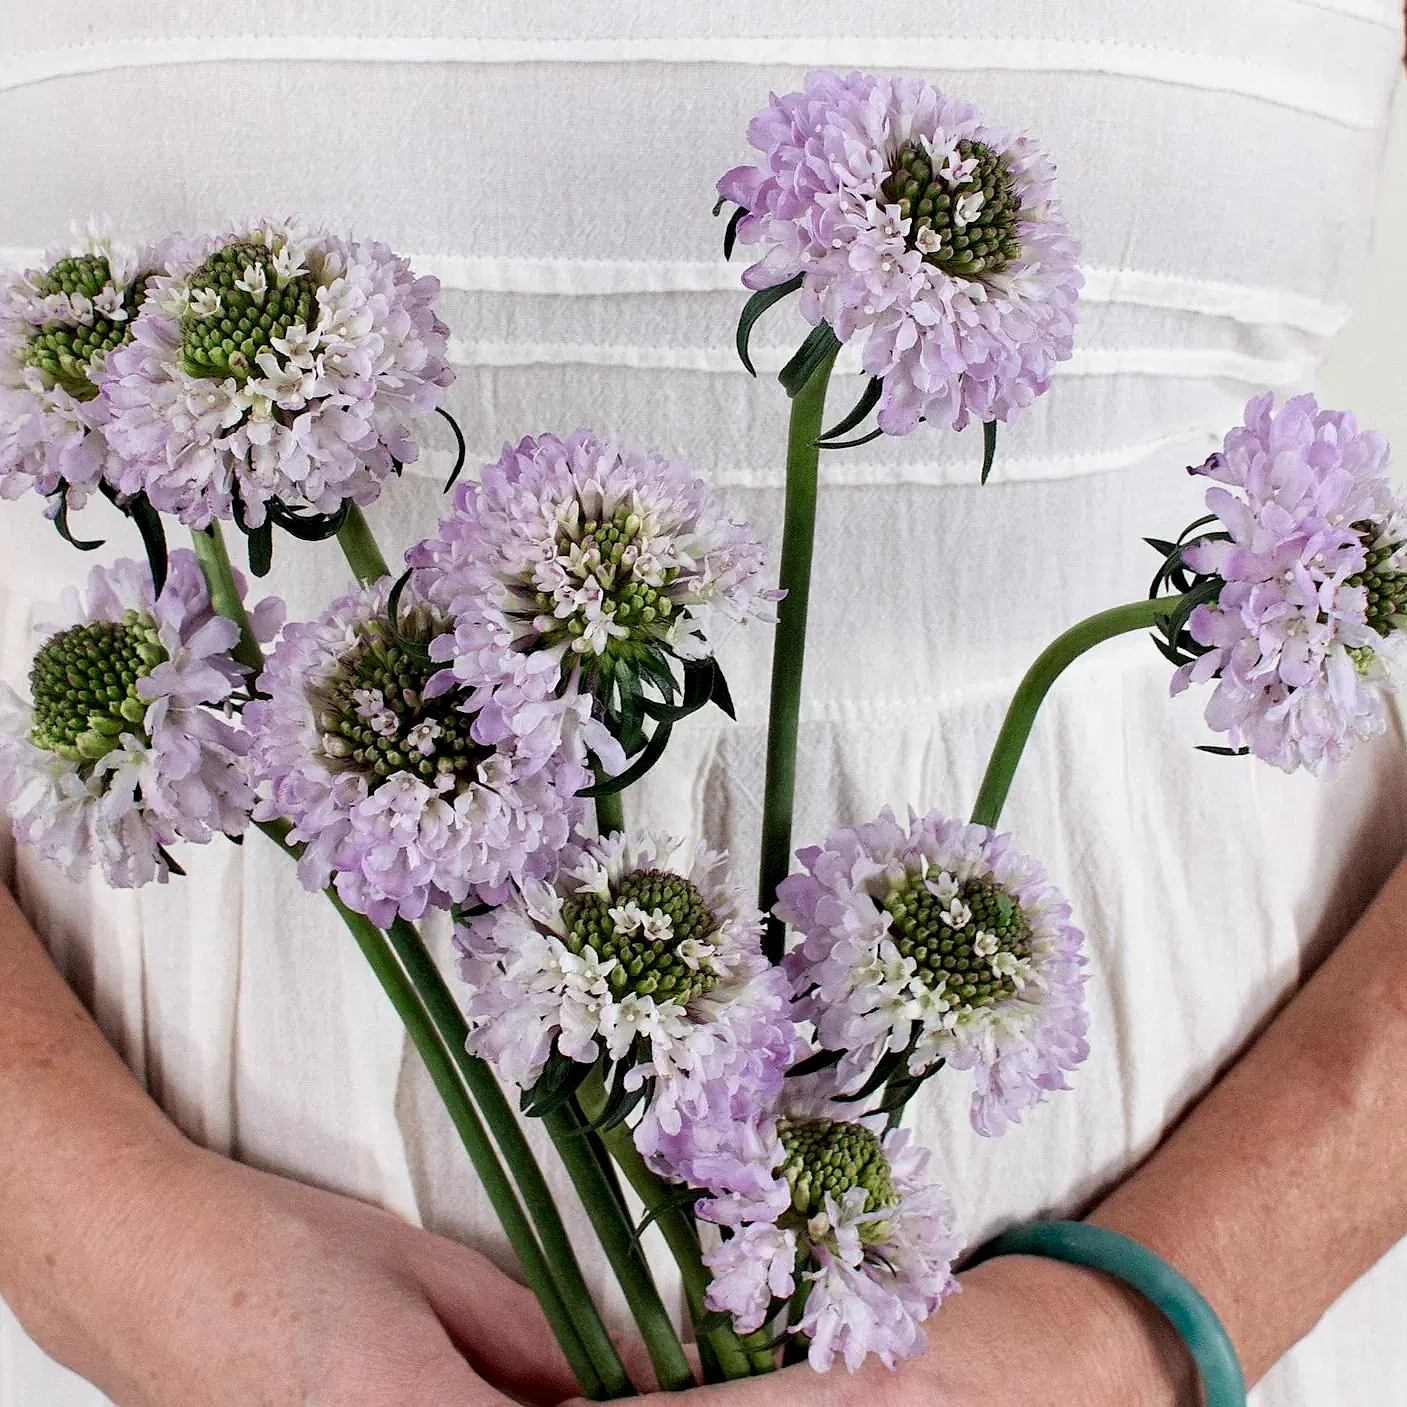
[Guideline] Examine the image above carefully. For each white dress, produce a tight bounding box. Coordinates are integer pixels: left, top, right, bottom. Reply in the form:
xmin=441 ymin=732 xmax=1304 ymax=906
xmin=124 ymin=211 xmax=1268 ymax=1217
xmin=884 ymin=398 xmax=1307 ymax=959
xmin=2 ymin=2 xmax=1405 ymax=1402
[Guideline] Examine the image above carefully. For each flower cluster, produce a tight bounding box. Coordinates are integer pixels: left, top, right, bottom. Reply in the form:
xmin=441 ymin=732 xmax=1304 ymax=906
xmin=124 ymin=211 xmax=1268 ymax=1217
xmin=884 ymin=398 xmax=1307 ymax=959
xmin=103 ymin=219 xmax=451 ymax=528
xmin=245 ymin=575 xmax=602 ymax=926
xmin=1169 ymin=393 xmax=1406 ymax=775
xmin=457 ymin=830 xmax=797 ymax=1157
xmin=777 ymin=807 xmax=1089 ymax=1136
xmin=719 ymin=70 xmax=1081 ymax=435
xmin=409 ymin=429 xmax=777 ymax=698
xmin=0 ymin=551 xmax=272 ymax=885
xmin=0 ymin=234 xmax=158 ymax=511
xmin=685 ymin=1082 xmax=962 ymax=1372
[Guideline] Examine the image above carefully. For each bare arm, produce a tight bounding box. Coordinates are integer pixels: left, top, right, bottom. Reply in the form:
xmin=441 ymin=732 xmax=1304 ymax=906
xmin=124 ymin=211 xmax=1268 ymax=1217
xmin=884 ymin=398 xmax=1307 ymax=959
xmin=0 ymin=882 xmax=580 ymax=1406
xmin=614 ymin=853 xmax=1407 ymax=1406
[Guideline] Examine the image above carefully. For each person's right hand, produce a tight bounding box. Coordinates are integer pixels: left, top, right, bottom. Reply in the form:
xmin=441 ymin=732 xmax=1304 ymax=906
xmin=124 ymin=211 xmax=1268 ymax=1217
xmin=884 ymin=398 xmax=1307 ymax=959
xmin=23 ymin=1138 xmax=584 ymax=1407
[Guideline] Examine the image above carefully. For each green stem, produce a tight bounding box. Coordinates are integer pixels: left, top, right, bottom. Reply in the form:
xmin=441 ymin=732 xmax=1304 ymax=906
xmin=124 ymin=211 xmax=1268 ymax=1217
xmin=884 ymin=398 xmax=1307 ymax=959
xmin=758 ymin=348 xmax=839 ymax=961
xmin=337 ymin=503 xmax=392 ymax=584
xmin=189 ymin=523 xmax=264 ymax=676
xmin=542 ymin=1103 xmax=697 ymax=1393
xmin=970 ymin=595 xmax=1188 ymax=829
xmin=385 ymin=920 xmax=633 ymax=1399
xmin=252 ymin=821 xmax=606 ymax=1399
xmin=594 ymin=790 xmax=625 ymax=836
xmin=578 ymin=1073 xmax=757 ymax=1382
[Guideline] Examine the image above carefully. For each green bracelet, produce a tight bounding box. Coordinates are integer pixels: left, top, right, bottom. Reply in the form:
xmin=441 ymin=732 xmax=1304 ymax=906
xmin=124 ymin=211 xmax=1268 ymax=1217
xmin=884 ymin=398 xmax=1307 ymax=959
xmin=967 ymin=1220 xmax=1246 ymax=1407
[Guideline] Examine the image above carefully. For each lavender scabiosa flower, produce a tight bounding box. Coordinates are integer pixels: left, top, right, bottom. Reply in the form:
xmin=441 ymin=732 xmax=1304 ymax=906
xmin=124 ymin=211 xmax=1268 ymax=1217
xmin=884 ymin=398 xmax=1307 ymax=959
xmin=245 ymin=574 xmax=599 ymax=926
xmin=776 ymin=807 xmax=1088 ymax=1137
xmin=691 ymin=1082 xmax=962 ymax=1371
xmin=456 ymin=830 xmax=796 ymax=1155
xmin=0 ymin=234 xmax=157 ymax=511
xmin=410 ymin=429 xmax=778 ymax=698
xmin=718 ymin=71 xmax=1081 ymax=435
xmin=103 ymin=219 xmax=451 ymax=528
xmin=1165 ymin=393 xmax=1405 ymax=776
xmin=0 ymin=550 xmax=269 ymax=886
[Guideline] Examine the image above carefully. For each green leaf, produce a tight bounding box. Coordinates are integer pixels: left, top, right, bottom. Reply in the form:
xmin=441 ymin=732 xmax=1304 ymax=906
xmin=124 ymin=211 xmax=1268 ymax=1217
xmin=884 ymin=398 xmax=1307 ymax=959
xmin=50 ymin=492 xmax=104 ymax=552
xmin=156 ymin=843 xmax=186 ymax=878
xmin=980 ymin=420 xmax=998 ymax=485
xmin=779 ymin=323 xmax=841 ymax=399
xmin=578 ymin=722 xmax=674 ymax=798
xmin=265 ymin=497 xmax=351 ymax=542
xmin=735 ymin=275 xmax=803 ymax=377
xmin=123 ymin=491 xmax=170 ymax=597
xmin=787 ymin=1048 xmax=843 ymax=1078
xmin=835 ymin=1049 xmax=906 ymax=1103
xmin=638 ymin=657 xmax=716 ymax=725
xmin=1196 ymin=744 xmax=1251 ymax=757
xmin=520 ymin=1048 xmax=598 ymax=1118
xmin=816 ymin=426 xmax=885 ymax=452
xmin=246 ymin=519 xmax=274 ymax=578
xmin=722 ymin=206 xmax=746 ymax=262
xmin=709 ymin=659 xmax=736 ymax=721
xmin=1143 ymin=537 xmax=1178 ymax=558
xmin=628 ymin=1186 xmax=702 ymax=1251
xmin=385 ymin=568 xmax=434 ymax=664
xmin=437 ymin=406 xmax=468 ymax=493
xmin=817 ymin=377 xmax=882 ymax=443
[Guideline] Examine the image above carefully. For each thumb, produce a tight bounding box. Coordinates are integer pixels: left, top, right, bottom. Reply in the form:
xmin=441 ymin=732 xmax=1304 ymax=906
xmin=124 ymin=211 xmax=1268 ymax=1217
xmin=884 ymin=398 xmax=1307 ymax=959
xmin=561 ymin=1359 xmax=860 ymax=1407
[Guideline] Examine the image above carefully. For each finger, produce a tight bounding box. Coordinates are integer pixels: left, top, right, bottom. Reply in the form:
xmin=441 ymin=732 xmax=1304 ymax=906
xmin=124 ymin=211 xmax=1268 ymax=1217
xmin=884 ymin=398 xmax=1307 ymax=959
xmin=561 ymin=1356 xmax=899 ymax=1407
xmin=403 ymin=1228 xmax=583 ymax=1405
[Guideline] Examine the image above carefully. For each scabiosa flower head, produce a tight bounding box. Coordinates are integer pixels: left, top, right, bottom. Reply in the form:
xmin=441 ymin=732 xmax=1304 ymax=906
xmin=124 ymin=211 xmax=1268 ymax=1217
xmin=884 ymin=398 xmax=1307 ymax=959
xmin=694 ymin=1083 xmax=961 ymax=1371
xmin=718 ymin=71 xmax=1081 ymax=434
xmin=457 ymin=830 xmax=797 ymax=1151
xmin=776 ymin=807 xmax=1088 ymax=1137
xmin=103 ymin=219 xmax=451 ymax=528
xmin=410 ymin=429 xmax=778 ymax=696
xmin=0 ymin=234 xmax=157 ymax=511
xmin=0 ymin=550 xmax=267 ymax=886
xmin=245 ymin=574 xmax=595 ymax=926
xmin=1167 ymin=393 xmax=1404 ymax=776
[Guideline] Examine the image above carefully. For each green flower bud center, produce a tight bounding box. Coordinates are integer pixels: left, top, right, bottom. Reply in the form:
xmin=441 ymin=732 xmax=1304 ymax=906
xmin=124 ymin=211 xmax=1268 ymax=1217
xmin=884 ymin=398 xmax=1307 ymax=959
xmin=28 ymin=613 xmax=165 ymax=762
xmin=23 ymin=255 xmax=140 ymax=401
xmin=309 ymin=614 xmax=492 ymax=794
xmin=1347 ymin=525 xmax=1407 ymax=642
xmin=181 ymin=242 xmax=316 ymax=383
xmin=534 ymin=509 xmax=680 ymax=675
xmin=878 ymin=138 xmax=1022 ymax=279
xmin=560 ymin=868 xmax=720 ymax=1002
xmin=777 ymin=1119 xmax=897 ymax=1237
xmin=883 ymin=872 xmax=1032 ymax=1011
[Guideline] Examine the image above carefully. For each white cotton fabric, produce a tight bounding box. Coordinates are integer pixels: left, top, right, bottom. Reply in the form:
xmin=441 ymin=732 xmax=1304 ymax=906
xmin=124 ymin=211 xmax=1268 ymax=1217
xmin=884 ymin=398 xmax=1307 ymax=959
xmin=1 ymin=1 xmax=1406 ymax=1401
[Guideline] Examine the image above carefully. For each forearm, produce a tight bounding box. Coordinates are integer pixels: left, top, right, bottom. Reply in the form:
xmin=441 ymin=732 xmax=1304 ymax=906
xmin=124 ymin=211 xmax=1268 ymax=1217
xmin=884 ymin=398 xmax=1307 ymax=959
xmin=0 ymin=883 xmax=191 ymax=1369
xmin=1090 ymin=852 xmax=1407 ymax=1388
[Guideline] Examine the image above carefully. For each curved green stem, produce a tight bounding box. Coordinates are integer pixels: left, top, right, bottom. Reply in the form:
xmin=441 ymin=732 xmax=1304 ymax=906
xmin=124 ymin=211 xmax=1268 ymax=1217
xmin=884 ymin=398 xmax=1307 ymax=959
xmin=337 ymin=503 xmax=392 ymax=584
xmin=758 ymin=348 xmax=839 ymax=961
xmin=542 ymin=1103 xmax=697 ymax=1393
xmin=578 ymin=1072 xmax=757 ymax=1381
xmin=189 ymin=523 xmax=264 ymax=676
xmin=252 ymin=821 xmax=606 ymax=1399
xmin=970 ymin=595 xmax=1187 ymax=830
xmin=594 ymin=789 xmax=625 ymax=837
xmin=385 ymin=920 xmax=633 ymax=1398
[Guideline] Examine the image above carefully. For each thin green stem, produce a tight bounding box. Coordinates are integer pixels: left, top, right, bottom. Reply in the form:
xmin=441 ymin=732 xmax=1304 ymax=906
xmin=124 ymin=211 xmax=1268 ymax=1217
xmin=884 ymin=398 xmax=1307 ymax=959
xmin=542 ymin=1103 xmax=697 ymax=1392
xmin=385 ymin=920 xmax=633 ymax=1398
xmin=578 ymin=1072 xmax=756 ymax=1382
xmin=758 ymin=348 xmax=839 ymax=961
xmin=252 ymin=821 xmax=606 ymax=1399
xmin=337 ymin=503 xmax=392 ymax=584
xmin=189 ymin=523 xmax=264 ymax=676
xmin=970 ymin=594 xmax=1188 ymax=830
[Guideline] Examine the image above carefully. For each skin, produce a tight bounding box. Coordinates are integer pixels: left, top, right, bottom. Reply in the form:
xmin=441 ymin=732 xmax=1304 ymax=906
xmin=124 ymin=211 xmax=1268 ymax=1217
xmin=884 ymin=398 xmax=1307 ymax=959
xmin=6 ymin=845 xmax=1407 ymax=1405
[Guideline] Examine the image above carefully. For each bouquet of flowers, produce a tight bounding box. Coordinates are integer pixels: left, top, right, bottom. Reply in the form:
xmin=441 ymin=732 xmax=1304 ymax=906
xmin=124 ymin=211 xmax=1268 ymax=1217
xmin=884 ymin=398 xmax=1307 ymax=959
xmin=2 ymin=71 xmax=1401 ymax=1399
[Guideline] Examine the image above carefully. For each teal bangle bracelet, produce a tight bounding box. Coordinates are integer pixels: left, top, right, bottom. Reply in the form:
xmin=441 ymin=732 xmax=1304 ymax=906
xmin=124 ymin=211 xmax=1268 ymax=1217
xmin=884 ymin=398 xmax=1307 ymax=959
xmin=967 ymin=1220 xmax=1246 ymax=1407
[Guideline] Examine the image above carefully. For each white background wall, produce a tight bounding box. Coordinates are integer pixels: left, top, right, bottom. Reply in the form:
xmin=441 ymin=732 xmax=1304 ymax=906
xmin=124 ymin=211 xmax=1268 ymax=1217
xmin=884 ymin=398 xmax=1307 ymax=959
xmin=1320 ymin=78 xmax=1407 ymax=473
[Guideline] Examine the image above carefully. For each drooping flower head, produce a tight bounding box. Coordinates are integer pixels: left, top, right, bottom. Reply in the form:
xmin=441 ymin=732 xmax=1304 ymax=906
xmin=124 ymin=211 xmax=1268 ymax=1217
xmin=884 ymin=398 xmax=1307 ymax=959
xmin=410 ymin=429 xmax=778 ymax=705
xmin=776 ymin=807 xmax=1088 ymax=1137
xmin=245 ymin=574 xmax=597 ymax=926
xmin=0 ymin=550 xmax=270 ymax=886
xmin=1162 ymin=393 xmax=1404 ymax=775
xmin=456 ymin=830 xmax=797 ymax=1160
xmin=687 ymin=1081 xmax=962 ymax=1372
xmin=103 ymin=219 xmax=451 ymax=528
xmin=718 ymin=71 xmax=1081 ymax=435
xmin=0 ymin=234 xmax=158 ymax=511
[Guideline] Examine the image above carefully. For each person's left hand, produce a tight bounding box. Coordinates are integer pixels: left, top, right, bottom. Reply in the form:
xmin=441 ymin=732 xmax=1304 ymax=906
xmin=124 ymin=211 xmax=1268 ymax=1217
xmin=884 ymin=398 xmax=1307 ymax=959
xmin=563 ymin=1255 xmax=1196 ymax=1407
